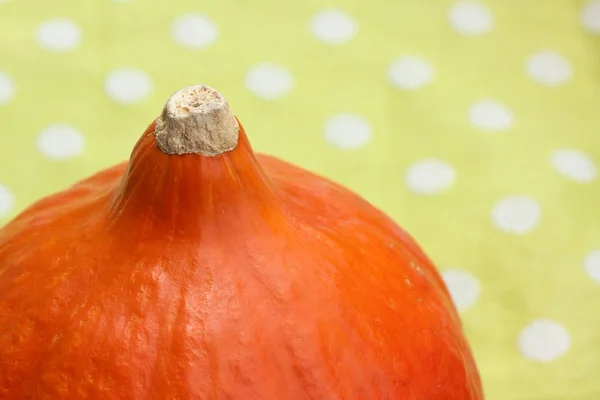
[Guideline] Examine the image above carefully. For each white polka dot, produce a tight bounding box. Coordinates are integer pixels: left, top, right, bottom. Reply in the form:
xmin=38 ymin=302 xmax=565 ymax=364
xmin=0 ymin=71 xmax=15 ymax=105
xmin=491 ymin=196 xmax=540 ymax=234
xmin=37 ymin=124 xmax=85 ymax=160
xmin=526 ymin=51 xmax=572 ymax=86
xmin=245 ymin=63 xmax=294 ymax=100
xmin=518 ymin=319 xmax=570 ymax=362
xmin=105 ymin=68 xmax=152 ymax=104
xmin=324 ymin=114 xmax=371 ymax=149
xmin=172 ymin=13 xmax=218 ymax=50
xmin=551 ymin=149 xmax=597 ymax=183
xmin=405 ymin=159 xmax=456 ymax=195
xmin=582 ymin=0 xmax=600 ymax=33
xmin=448 ymin=1 xmax=494 ymax=35
xmin=468 ymin=100 xmax=514 ymax=131
xmin=36 ymin=19 xmax=81 ymax=52
xmin=309 ymin=9 xmax=357 ymax=45
xmin=0 ymin=184 xmax=14 ymax=218
xmin=442 ymin=269 xmax=481 ymax=312
xmin=584 ymin=250 xmax=600 ymax=282
xmin=388 ymin=56 xmax=434 ymax=90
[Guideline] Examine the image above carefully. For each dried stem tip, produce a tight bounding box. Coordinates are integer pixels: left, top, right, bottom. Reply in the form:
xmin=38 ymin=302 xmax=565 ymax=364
xmin=155 ymin=85 xmax=240 ymax=156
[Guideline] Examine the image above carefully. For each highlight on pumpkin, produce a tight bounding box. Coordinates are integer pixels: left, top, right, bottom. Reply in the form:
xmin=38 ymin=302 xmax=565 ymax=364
xmin=0 ymin=84 xmax=484 ymax=399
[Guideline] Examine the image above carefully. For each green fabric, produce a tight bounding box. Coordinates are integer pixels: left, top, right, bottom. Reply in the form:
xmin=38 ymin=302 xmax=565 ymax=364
xmin=1 ymin=0 xmax=600 ymax=398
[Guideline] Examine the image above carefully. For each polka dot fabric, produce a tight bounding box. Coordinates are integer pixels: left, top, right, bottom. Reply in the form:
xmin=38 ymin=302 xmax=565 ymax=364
xmin=0 ymin=1 xmax=599 ymax=399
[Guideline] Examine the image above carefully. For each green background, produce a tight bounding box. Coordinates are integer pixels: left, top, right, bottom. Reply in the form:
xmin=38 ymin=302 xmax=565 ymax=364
xmin=1 ymin=0 xmax=600 ymax=398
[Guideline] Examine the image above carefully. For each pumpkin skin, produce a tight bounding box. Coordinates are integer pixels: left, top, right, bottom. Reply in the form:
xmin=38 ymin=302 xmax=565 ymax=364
xmin=0 ymin=86 xmax=483 ymax=399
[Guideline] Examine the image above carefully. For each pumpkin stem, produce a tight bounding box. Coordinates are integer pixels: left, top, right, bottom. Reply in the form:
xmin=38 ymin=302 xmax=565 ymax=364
xmin=154 ymin=84 xmax=240 ymax=157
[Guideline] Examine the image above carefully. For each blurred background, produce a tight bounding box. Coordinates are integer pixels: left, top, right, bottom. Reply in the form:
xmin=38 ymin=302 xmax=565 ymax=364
xmin=1 ymin=0 xmax=600 ymax=398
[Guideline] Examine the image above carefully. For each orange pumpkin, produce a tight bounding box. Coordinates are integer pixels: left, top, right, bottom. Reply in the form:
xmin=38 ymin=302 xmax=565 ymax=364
xmin=0 ymin=85 xmax=483 ymax=399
